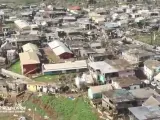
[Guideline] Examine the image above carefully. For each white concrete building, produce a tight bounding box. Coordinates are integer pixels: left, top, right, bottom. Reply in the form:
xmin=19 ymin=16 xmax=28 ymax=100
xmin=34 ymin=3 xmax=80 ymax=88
xmin=144 ymin=60 xmax=160 ymax=81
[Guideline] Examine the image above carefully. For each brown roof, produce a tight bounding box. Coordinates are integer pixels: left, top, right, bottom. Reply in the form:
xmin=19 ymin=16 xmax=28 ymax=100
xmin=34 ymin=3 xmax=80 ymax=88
xmin=19 ymin=52 xmax=40 ymax=65
xmin=112 ymin=76 xmax=142 ymax=88
xmin=43 ymin=47 xmax=74 ymax=63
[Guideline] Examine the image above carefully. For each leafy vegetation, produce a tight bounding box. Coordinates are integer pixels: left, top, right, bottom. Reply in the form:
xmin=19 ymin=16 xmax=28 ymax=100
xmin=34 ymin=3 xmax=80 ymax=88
xmin=0 ymin=115 xmax=14 ymax=120
xmin=67 ymin=0 xmax=76 ymax=2
xmin=34 ymin=73 xmax=76 ymax=82
xmin=133 ymin=34 xmax=152 ymax=44
xmin=33 ymin=75 xmax=59 ymax=82
xmin=133 ymin=32 xmax=160 ymax=46
xmin=41 ymin=95 xmax=98 ymax=120
xmin=23 ymin=100 xmax=47 ymax=117
xmin=23 ymin=0 xmax=39 ymax=4
xmin=9 ymin=60 xmax=21 ymax=74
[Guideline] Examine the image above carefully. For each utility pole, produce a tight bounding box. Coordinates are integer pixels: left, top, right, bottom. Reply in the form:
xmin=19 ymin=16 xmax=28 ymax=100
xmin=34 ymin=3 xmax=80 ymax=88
xmin=33 ymin=107 xmax=36 ymax=120
xmin=151 ymin=31 xmax=158 ymax=45
xmin=32 ymin=109 xmax=34 ymax=120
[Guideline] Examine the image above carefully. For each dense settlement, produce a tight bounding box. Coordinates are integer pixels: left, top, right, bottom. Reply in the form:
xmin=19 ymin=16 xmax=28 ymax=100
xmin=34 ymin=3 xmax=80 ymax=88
xmin=0 ymin=1 xmax=160 ymax=120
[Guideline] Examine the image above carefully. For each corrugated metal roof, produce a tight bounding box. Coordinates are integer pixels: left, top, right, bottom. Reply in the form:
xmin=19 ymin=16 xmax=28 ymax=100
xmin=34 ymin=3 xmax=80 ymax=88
xmin=14 ymin=20 xmax=30 ymax=30
xmin=88 ymin=61 xmax=118 ymax=74
xmin=105 ymin=22 xmax=119 ymax=29
xmin=103 ymin=89 xmax=135 ymax=103
xmin=48 ymin=40 xmax=72 ymax=56
xmin=22 ymin=43 xmax=39 ymax=52
xmin=22 ymin=43 xmax=41 ymax=55
xmin=19 ymin=52 xmax=40 ymax=65
xmin=129 ymin=106 xmax=160 ymax=120
xmin=43 ymin=60 xmax=87 ymax=72
xmin=48 ymin=40 xmax=64 ymax=49
xmin=129 ymin=88 xmax=160 ymax=99
xmin=53 ymin=46 xmax=72 ymax=56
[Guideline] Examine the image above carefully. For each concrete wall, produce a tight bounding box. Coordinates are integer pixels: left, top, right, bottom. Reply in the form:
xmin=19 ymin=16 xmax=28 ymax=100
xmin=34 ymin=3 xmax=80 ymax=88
xmin=122 ymin=52 xmax=138 ymax=64
xmin=112 ymin=81 xmax=140 ymax=90
xmin=112 ymin=82 xmax=121 ymax=89
xmin=143 ymin=65 xmax=153 ymax=80
xmin=88 ymin=88 xmax=102 ymax=99
xmin=102 ymin=96 xmax=114 ymax=110
xmin=118 ymin=70 xmax=135 ymax=77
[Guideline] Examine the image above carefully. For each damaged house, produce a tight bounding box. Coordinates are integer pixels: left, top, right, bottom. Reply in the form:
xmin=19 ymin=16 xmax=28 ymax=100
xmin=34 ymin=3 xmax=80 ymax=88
xmin=102 ymin=89 xmax=136 ymax=116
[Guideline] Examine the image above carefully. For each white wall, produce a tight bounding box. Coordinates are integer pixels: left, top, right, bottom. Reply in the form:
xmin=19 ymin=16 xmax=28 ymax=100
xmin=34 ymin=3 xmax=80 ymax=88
xmin=90 ymin=70 xmax=98 ymax=79
xmin=112 ymin=81 xmax=140 ymax=90
xmin=112 ymin=82 xmax=121 ymax=89
xmin=143 ymin=65 xmax=153 ymax=80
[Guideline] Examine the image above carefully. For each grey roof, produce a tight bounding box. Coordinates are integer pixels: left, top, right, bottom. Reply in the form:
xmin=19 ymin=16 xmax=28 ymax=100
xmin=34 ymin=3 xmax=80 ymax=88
xmin=48 ymin=40 xmax=73 ymax=56
xmin=103 ymin=89 xmax=135 ymax=103
xmin=105 ymin=59 xmax=134 ymax=71
xmin=15 ymin=35 xmax=40 ymax=42
xmin=43 ymin=60 xmax=87 ymax=72
xmin=129 ymin=88 xmax=160 ymax=99
xmin=105 ymin=22 xmax=120 ymax=29
xmin=89 ymin=84 xmax=113 ymax=94
xmin=0 ymin=79 xmax=7 ymax=86
xmin=112 ymin=76 xmax=142 ymax=88
xmin=123 ymin=48 xmax=155 ymax=58
xmin=82 ymin=48 xmax=96 ymax=54
xmin=129 ymin=106 xmax=160 ymax=120
xmin=88 ymin=61 xmax=118 ymax=74
xmin=48 ymin=40 xmax=64 ymax=49
xmin=63 ymin=16 xmax=76 ymax=20
xmin=65 ymin=40 xmax=85 ymax=48
xmin=90 ymin=42 xmax=102 ymax=48
xmin=69 ymin=35 xmax=86 ymax=41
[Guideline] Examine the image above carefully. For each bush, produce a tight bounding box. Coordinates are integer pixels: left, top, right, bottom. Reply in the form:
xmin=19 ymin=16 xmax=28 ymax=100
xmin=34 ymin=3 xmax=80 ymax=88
xmin=23 ymin=101 xmax=46 ymax=117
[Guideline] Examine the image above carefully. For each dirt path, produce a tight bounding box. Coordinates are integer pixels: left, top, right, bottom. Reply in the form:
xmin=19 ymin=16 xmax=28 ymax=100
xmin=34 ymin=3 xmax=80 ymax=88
xmin=26 ymin=111 xmax=45 ymax=120
xmin=30 ymin=97 xmax=58 ymax=120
